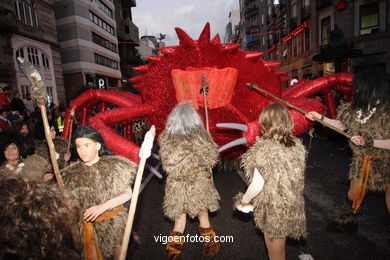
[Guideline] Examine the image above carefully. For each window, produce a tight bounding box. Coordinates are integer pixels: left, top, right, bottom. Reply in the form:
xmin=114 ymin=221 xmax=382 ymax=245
xmin=292 ymin=37 xmax=298 ymax=57
xmin=97 ymin=0 xmax=113 ymax=18
xmin=360 ymin=2 xmax=379 ymax=35
xmin=261 ymin=14 xmax=264 ymax=25
xmin=16 ymin=48 xmax=24 ymax=58
xmin=92 ymin=32 xmax=117 ymax=53
xmin=304 ymin=27 xmax=310 ymax=52
xmin=248 ymin=15 xmax=259 ymax=27
xmin=21 ymin=85 xmax=30 ymax=99
xmin=14 ymin=0 xmax=38 ymax=27
xmin=303 ymin=0 xmax=310 ymax=7
xmin=94 ymin=53 xmax=119 ymax=70
xmin=291 ymin=4 xmax=297 ymax=17
xmin=46 ymin=86 xmax=54 ymax=106
xmin=283 ymin=14 xmax=287 ymax=28
xmin=27 ymin=47 xmax=39 ymax=66
xmin=89 ymin=11 xmax=115 ymax=36
xmin=41 ymin=53 xmax=49 ymax=68
xmin=321 ymin=16 xmax=331 ymax=45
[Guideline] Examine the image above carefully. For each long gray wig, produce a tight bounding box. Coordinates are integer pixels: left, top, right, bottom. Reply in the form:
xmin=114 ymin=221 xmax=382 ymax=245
xmin=165 ymin=103 xmax=204 ymax=134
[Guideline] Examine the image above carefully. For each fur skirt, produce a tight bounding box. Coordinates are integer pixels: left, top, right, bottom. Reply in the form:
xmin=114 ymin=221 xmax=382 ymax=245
xmin=158 ymin=130 xmax=220 ymax=221
xmin=241 ymin=137 xmax=307 ymax=240
xmin=164 ymin=169 xmax=220 ymax=220
xmin=338 ymin=103 xmax=390 ymax=191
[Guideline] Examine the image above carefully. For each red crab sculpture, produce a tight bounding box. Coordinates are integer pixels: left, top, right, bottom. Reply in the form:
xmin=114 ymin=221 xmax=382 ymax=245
xmin=62 ymin=23 xmax=354 ymax=164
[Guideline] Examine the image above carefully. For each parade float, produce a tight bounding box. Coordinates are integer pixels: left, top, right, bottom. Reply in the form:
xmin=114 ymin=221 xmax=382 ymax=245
xmin=62 ymin=23 xmax=354 ymax=164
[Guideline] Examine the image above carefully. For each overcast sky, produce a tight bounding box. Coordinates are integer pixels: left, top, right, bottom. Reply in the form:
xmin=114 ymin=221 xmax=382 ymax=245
xmin=132 ymin=0 xmax=239 ymax=46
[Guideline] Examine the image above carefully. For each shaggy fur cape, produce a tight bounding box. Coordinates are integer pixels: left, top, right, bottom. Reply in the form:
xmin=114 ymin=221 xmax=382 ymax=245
xmin=0 ymin=154 xmax=48 ymax=181
xmin=241 ymin=137 xmax=307 ymax=240
xmin=338 ymin=103 xmax=390 ymax=191
xmin=158 ymin=130 xmax=220 ymax=220
xmin=35 ymin=138 xmax=68 ymax=169
xmin=61 ymin=156 xmax=137 ymax=258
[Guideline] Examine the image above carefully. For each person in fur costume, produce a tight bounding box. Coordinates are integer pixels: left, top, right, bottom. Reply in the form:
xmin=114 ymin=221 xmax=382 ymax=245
xmin=158 ymin=103 xmax=221 ymax=260
xmin=306 ymin=70 xmax=390 ymax=232
xmin=235 ymin=103 xmax=307 ymax=260
xmin=0 ymin=130 xmax=52 ymax=181
xmin=61 ymin=126 xmax=138 ymax=260
xmin=0 ymin=175 xmax=80 ymax=260
xmin=35 ymin=124 xmax=69 ymax=169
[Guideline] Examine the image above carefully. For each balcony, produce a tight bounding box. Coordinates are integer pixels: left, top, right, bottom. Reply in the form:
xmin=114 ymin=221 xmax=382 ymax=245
xmin=123 ymin=0 xmax=136 ymax=8
xmin=0 ymin=1 xmax=17 ymax=31
xmin=317 ymin=0 xmax=332 ymax=10
xmin=245 ymin=3 xmax=259 ymax=17
xmin=301 ymin=6 xmax=310 ymax=22
xmin=246 ymin=35 xmax=261 ymax=49
xmin=123 ymin=18 xmax=139 ymax=43
xmin=245 ymin=7 xmax=259 ymax=16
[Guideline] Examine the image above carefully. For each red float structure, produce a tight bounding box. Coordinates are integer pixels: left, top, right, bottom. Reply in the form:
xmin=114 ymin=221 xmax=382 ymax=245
xmin=62 ymin=23 xmax=354 ymax=164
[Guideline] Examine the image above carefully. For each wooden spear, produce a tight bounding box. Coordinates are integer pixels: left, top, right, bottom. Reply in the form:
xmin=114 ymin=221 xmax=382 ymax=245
xmin=201 ymin=74 xmax=210 ymax=132
xmin=17 ymin=57 xmax=82 ymax=251
xmin=119 ymin=125 xmax=156 ymax=260
xmin=247 ymin=83 xmax=352 ymax=139
xmin=65 ymin=108 xmax=75 ymax=167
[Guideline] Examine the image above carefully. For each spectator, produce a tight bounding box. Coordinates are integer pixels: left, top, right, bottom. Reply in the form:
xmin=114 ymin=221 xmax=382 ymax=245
xmin=0 ymin=130 xmax=52 ymax=181
xmin=0 ymin=87 xmax=11 ymax=109
xmin=10 ymin=92 xmax=27 ymax=115
xmin=57 ymin=110 xmax=65 ymax=135
xmin=0 ymin=108 xmax=11 ymax=131
xmin=23 ymin=93 xmax=36 ymax=113
xmin=0 ymin=175 xmax=80 ymax=260
xmin=8 ymin=110 xmax=24 ymax=127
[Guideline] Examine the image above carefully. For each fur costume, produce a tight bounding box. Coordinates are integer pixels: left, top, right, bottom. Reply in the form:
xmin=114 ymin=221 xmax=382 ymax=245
xmin=241 ymin=137 xmax=307 ymax=240
xmin=61 ymin=155 xmax=137 ymax=258
xmin=0 ymin=154 xmax=48 ymax=180
xmin=338 ymin=103 xmax=390 ymax=191
xmin=158 ymin=129 xmax=220 ymax=221
xmin=35 ymin=138 xmax=68 ymax=169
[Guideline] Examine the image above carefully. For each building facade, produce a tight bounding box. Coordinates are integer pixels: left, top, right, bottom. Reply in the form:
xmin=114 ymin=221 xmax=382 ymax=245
xmin=114 ymin=0 xmax=139 ymax=81
xmin=136 ymin=35 xmax=165 ymax=59
xmin=54 ymin=0 xmax=139 ymax=101
xmin=224 ymin=10 xmax=240 ymax=43
xmin=0 ymin=0 xmax=66 ymax=106
xmin=239 ymin=0 xmax=390 ymax=85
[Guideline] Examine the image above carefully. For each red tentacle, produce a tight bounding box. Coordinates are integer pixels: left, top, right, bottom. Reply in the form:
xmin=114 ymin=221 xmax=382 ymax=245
xmin=281 ymin=73 xmax=353 ymax=98
xmin=323 ymin=90 xmax=337 ymax=119
xmin=88 ymin=105 xmax=154 ymax=164
xmin=62 ymin=90 xmax=141 ymax=139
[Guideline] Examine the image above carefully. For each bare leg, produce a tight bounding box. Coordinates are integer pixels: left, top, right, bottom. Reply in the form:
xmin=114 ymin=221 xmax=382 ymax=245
xmin=113 ymin=245 xmax=121 ymax=260
xmin=263 ymin=231 xmax=286 ymax=260
xmin=173 ymin=213 xmax=187 ymax=233
xmin=347 ymin=179 xmax=359 ymax=201
xmin=198 ymin=210 xmax=211 ymax=228
xmin=386 ymin=184 xmax=390 ymax=214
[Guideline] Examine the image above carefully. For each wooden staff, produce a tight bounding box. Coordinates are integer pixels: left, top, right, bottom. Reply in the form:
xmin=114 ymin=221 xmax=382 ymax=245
xmin=201 ymin=74 xmax=210 ymax=132
xmin=65 ymin=108 xmax=75 ymax=167
xmin=247 ymin=83 xmax=352 ymax=139
xmin=119 ymin=125 xmax=156 ymax=260
xmin=17 ymin=57 xmax=82 ymax=251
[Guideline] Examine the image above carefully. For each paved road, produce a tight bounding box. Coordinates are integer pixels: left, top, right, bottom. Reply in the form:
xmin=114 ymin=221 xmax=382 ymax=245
xmin=129 ymin=133 xmax=390 ymax=260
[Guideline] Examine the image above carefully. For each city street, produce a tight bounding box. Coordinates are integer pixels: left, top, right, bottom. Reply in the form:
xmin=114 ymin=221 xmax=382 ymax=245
xmin=129 ymin=133 xmax=390 ymax=260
